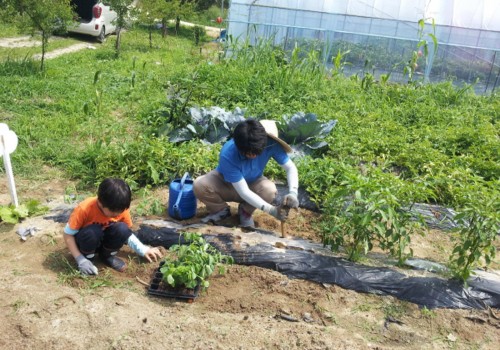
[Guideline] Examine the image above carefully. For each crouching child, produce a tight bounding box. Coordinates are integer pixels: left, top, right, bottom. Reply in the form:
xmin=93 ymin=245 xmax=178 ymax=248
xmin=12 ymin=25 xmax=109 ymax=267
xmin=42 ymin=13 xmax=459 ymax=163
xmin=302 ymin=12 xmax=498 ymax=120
xmin=63 ymin=178 xmax=162 ymax=275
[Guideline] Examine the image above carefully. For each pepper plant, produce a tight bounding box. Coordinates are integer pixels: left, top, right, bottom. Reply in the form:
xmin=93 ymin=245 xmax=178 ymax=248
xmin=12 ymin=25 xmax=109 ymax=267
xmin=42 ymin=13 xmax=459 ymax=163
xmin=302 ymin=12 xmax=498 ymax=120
xmin=449 ymin=196 xmax=499 ymax=283
xmin=160 ymin=232 xmax=234 ymax=289
xmin=320 ymin=166 xmax=425 ymax=265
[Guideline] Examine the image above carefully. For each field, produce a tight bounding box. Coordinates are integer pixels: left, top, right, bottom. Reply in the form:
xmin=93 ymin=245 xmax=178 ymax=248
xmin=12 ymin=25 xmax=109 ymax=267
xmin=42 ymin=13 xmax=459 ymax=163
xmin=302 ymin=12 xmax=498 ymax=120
xmin=0 ymin=20 xmax=499 ymax=350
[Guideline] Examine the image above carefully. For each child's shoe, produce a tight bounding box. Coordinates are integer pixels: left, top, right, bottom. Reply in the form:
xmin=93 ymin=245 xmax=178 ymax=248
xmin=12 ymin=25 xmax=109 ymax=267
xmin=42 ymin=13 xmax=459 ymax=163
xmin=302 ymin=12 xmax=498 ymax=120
xmin=99 ymin=247 xmax=127 ymax=272
xmin=100 ymin=255 xmax=127 ymax=272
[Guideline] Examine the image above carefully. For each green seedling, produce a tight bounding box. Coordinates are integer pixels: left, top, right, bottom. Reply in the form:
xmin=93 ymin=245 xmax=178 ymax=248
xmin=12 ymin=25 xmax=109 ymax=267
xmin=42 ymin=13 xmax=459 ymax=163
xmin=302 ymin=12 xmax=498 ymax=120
xmin=160 ymin=232 xmax=233 ymax=290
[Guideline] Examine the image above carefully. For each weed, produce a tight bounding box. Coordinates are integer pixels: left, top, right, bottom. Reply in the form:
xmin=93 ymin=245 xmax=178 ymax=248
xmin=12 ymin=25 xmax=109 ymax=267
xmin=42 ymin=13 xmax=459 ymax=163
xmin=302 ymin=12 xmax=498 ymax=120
xmin=64 ymin=185 xmax=87 ymax=204
xmin=11 ymin=269 xmax=28 ymax=276
xmin=352 ymin=303 xmax=374 ymax=313
xmin=0 ymin=55 xmax=39 ymax=76
xmin=420 ymin=306 xmax=436 ymax=319
xmin=40 ymin=232 xmax=58 ymax=246
xmin=135 ymin=187 xmax=164 ymax=216
xmin=381 ymin=300 xmax=410 ymax=319
xmin=11 ymin=300 xmax=26 ymax=313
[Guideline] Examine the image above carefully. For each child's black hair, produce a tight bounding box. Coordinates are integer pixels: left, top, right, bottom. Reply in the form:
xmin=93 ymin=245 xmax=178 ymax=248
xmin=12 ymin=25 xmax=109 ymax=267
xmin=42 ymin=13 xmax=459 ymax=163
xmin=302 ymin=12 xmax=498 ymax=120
xmin=233 ymin=119 xmax=267 ymax=155
xmin=97 ymin=178 xmax=131 ymax=212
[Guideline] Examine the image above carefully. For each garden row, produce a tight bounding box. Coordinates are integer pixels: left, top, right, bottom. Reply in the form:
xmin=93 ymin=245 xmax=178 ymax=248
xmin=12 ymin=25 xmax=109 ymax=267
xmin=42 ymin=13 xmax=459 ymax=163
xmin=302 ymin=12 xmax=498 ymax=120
xmin=0 ymin=24 xmax=498 ymax=282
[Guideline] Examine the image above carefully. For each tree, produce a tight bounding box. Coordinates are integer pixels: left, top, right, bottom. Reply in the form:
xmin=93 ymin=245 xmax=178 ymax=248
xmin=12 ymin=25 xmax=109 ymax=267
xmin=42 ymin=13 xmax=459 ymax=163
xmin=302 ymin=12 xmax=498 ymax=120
xmin=142 ymin=0 xmax=195 ymax=38
xmin=173 ymin=0 xmax=196 ymax=36
xmin=195 ymin=0 xmax=227 ymax=11
xmin=137 ymin=0 xmax=165 ymax=47
xmin=108 ymin=0 xmax=135 ymax=56
xmin=159 ymin=0 xmax=183 ymax=38
xmin=8 ymin=0 xmax=74 ymax=71
xmin=0 ymin=0 xmax=18 ymax=22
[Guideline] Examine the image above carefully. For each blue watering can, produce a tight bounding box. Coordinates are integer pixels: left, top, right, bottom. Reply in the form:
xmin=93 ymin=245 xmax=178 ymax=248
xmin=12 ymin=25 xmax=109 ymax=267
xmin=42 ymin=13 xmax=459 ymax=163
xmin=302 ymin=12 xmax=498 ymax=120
xmin=168 ymin=172 xmax=197 ymax=220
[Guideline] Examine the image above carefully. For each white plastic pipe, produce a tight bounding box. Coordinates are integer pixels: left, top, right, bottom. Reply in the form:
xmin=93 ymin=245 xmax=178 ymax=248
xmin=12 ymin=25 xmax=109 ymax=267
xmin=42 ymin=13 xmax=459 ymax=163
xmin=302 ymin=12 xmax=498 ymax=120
xmin=0 ymin=123 xmax=19 ymax=207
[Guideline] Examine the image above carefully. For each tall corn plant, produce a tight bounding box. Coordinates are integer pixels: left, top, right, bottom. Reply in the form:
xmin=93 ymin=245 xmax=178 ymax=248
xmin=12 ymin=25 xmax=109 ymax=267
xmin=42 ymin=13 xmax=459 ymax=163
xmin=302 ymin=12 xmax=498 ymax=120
xmin=404 ymin=17 xmax=438 ymax=83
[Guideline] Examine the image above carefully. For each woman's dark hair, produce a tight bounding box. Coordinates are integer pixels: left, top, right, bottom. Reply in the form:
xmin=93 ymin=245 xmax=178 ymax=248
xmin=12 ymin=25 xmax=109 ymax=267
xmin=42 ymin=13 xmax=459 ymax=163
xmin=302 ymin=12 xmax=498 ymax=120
xmin=233 ymin=119 xmax=267 ymax=155
xmin=97 ymin=178 xmax=131 ymax=212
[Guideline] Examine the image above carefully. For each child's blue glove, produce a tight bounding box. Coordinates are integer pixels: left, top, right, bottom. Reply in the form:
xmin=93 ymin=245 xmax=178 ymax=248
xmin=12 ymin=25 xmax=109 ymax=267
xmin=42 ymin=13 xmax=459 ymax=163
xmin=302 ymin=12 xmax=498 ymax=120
xmin=75 ymin=255 xmax=98 ymax=275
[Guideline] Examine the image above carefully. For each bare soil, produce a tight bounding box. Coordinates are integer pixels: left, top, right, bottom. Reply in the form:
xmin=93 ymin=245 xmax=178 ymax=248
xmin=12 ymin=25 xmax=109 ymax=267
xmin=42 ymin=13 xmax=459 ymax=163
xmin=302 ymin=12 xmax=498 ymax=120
xmin=0 ymin=173 xmax=499 ymax=350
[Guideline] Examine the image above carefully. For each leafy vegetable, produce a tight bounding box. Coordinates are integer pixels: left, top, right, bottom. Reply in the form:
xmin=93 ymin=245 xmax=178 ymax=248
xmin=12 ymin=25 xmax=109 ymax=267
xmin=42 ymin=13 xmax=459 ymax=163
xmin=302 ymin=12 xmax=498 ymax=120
xmin=0 ymin=200 xmax=49 ymax=224
xmin=163 ymin=107 xmax=337 ymax=157
xmin=163 ymin=106 xmax=246 ymax=144
xmin=160 ymin=232 xmax=233 ymax=290
xmin=278 ymin=112 xmax=337 ymax=156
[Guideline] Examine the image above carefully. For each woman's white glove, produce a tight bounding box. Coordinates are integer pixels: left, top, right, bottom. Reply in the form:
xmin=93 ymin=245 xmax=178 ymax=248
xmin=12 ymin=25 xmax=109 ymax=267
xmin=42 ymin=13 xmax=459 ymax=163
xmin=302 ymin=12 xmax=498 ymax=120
xmin=268 ymin=205 xmax=288 ymax=221
xmin=283 ymin=191 xmax=299 ymax=208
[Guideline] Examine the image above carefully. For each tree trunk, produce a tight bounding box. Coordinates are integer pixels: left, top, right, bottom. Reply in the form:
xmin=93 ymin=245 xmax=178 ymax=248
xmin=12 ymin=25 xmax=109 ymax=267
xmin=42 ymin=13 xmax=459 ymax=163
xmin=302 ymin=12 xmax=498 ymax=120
xmin=149 ymin=26 xmax=152 ymax=49
xmin=40 ymin=30 xmax=48 ymax=71
xmin=115 ymin=28 xmax=122 ymax=56
xmin=175 ymin=16 xmax=180 ymax=35
xmin=162 ymin=19 xmax=167 ymax=38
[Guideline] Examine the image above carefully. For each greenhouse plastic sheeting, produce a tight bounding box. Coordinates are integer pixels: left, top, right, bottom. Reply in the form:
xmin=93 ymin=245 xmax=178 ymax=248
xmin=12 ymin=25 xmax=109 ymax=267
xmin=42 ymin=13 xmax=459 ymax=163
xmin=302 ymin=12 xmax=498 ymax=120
xmin=230 ymin=0 xmax=500 ymax=37
xmin=228 ymin=0 xmax=500 ymax=93
xmin=136 ymin=225 xmax=500 ymax=310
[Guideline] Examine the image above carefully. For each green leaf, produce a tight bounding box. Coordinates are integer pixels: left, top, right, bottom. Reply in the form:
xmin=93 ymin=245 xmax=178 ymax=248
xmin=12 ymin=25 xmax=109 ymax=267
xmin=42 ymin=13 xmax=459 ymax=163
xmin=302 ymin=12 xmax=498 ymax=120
xmin=13 ymin=205 xmax=29 ymax=219
xmin=93 ymin=70 xmax=101 ymax=85
xmin=0 ymin=207 xmax=18 ymax=224
xmin=428 ymin=33 xmax=438 ymax=50
xmin=166 ymin=274 xmax=175 ymax=286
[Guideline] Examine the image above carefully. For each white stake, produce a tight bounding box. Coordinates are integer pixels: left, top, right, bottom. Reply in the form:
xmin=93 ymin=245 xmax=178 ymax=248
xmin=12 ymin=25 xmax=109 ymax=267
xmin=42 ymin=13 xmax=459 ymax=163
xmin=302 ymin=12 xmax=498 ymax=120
xmin=0 ymin=123 xmax=19 ymax=208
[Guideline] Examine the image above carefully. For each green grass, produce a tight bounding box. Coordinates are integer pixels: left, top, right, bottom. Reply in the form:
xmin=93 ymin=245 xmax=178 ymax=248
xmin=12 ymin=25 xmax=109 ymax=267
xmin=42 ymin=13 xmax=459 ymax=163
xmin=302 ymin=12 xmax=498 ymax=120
xmin=47 ymin=250 xmax=138 ymax=291
xmin=0 ymin=21 xmax=497 ymax=202
xmin=0 ymin=21 xmax=28 ymax=37
xmin=0 ymin=20 xmax=498 ymax=275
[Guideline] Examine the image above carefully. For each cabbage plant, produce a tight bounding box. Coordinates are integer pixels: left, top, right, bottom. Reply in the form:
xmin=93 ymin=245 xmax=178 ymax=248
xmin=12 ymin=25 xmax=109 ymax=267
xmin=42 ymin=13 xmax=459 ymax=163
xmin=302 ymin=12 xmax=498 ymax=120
xmin=166 ymin=106 xmax=246 ymax=144
xmin=165 ymin=107 xmax=337 ymax=157
xmin=278 ymin=112 xmax=337 ymax=157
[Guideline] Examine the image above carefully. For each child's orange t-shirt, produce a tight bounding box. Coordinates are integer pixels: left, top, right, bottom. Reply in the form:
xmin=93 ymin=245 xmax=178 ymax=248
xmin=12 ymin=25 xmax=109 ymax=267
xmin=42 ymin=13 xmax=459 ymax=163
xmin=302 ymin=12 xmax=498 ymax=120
xmin=67 ymin=197 xmax=132 ymax=231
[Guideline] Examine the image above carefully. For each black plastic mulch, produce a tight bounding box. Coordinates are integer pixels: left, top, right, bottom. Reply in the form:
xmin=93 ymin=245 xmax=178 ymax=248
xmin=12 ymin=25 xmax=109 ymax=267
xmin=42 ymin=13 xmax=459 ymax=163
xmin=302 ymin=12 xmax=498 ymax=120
xmin=136 ymin=225 xmax=500 ymax=310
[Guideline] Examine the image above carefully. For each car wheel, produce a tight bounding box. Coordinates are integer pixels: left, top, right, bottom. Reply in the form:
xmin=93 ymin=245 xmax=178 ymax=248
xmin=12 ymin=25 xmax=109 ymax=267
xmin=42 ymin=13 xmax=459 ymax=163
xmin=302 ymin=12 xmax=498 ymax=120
xmin=97 ymin=27 xmax=106 ymax=43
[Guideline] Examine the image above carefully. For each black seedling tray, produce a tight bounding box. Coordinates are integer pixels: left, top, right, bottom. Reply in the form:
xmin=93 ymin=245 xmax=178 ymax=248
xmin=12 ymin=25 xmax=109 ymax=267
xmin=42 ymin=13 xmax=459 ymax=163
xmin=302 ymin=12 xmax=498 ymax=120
xmin=147 ymin=262 xmax=200 ymax=302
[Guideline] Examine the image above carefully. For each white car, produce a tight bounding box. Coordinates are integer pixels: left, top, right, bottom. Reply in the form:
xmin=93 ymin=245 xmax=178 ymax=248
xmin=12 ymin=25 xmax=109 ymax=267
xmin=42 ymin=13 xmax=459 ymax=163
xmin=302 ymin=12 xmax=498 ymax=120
xmin=69 ymin=1 xmax=117 ymax=42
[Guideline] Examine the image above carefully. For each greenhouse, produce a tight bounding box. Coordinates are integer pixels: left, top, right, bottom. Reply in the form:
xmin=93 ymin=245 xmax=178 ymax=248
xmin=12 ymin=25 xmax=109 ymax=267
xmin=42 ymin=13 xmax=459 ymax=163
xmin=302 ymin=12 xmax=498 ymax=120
xmin=227 ymin=0 xmax=500 ymax=93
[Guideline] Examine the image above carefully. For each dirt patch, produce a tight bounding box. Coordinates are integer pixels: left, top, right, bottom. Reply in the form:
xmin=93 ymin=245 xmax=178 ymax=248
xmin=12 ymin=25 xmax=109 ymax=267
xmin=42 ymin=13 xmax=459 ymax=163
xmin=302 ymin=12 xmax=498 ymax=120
xmin=32 ymin=43 xmax=96 ymax=60
xmin=0 ymin=174 xmax=499 ymax=349
xmin=0 ymin=35 xmax=96 ymax=60
xmin=176 ymin=20 xmax=223 ymax=38
xmin=0 ymin=36 xmax=41 ymax=48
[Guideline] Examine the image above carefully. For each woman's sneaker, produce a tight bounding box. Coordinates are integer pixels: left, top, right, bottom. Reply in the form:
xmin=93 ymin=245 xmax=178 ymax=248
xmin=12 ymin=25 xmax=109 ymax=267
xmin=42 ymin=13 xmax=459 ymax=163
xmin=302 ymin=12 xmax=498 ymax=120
xmin=238 ymin=204 xmax=255 ymax=228
xmin=201 ymin=207 xmax=231 ymax=224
